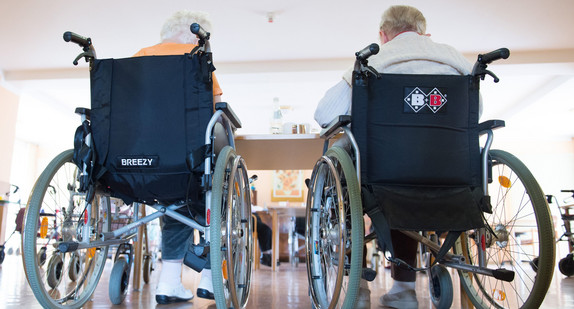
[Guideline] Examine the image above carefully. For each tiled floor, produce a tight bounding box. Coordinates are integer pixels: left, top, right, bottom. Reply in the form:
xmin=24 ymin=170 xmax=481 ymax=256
xmin=1 ymin=252 xmax=573 ymax=308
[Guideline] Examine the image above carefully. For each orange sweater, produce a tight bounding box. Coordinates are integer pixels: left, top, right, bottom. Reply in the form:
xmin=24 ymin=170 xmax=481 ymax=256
xmin=134 ymin=42 xmax=223 ymax=96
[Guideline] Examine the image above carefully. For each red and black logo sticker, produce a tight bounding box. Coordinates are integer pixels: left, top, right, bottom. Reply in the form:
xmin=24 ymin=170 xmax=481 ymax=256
xmin=404 ymin=87 xmax=447 ymax=114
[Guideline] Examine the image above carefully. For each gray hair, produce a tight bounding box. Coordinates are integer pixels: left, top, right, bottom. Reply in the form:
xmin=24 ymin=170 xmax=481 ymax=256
xmin=160 ymin=10 xmax=212 ymax=44
xmin=379 ymin=5 xmax=426 ymax=39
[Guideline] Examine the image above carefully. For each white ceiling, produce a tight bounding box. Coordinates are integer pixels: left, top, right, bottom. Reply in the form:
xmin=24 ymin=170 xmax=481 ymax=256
xmin=1 ymin=0 xmax=574 ymax=152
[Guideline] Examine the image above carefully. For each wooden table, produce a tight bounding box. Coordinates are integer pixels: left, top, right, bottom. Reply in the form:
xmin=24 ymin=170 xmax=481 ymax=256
xmin=234 ymin=133 xmax=324 ymax=170
xmin=235 ymin=133 xmax=324 ymax=271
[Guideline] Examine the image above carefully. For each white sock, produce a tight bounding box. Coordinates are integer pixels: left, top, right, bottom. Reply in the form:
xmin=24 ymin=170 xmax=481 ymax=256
xmin=198 ymin=268 xmax=213 ymax=292
xmin=158 ymin=259 xmax=183 ymax=286
xmin=388 ymin=280 xmax=415 ymax=294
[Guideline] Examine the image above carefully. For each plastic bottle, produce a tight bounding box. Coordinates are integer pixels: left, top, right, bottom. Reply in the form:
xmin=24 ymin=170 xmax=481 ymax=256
xmin=270 ymin=97 xmax=282 ymax=134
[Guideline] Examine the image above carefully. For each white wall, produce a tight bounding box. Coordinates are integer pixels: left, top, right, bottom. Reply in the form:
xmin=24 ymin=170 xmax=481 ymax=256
xmin=0 ymin=85 xmax=18 ymax=243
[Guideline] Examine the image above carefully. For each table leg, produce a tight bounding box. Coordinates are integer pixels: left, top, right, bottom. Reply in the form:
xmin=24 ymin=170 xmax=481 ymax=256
xmin=271 ymin=209 xmax=279 ymax=271
xmin=459 ymin=235 xmax=474 ymax=309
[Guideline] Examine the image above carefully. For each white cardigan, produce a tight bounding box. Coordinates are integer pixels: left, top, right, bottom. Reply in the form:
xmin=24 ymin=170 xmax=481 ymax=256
xmin=314 ymin=32 xmax=475 ymax=127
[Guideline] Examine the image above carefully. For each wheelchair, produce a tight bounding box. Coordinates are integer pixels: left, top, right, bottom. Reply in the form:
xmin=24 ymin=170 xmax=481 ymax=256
xmin=305 ymin=44 xmax=555 ymax=309
xmin=547 ymin=190 xmax=574 ymax=276
xmin=21 ymin=24 xmax=253 ymax=309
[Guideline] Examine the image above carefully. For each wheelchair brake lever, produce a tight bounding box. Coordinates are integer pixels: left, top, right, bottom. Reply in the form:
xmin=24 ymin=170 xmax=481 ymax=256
xmin=365 ymin=65 xmax=382 ymax=79
xmin=483 ymin=69 xmax=500 ymax=83
xmin=72 ymin=51 xmax=96 ymax=66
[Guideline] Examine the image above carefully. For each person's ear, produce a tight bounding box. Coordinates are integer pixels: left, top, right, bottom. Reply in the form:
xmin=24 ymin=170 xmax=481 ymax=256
xmin=380 ymin=30 xmax=390 ymax=44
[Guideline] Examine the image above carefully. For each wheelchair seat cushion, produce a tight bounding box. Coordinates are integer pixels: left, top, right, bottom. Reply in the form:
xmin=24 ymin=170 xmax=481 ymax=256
xmin=88 ymin=54 xmax=213 ymax=204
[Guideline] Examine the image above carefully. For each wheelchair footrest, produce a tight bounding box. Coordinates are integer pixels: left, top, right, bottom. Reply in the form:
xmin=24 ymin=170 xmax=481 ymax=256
xmin=183 ymin=243 xmax=210 ymax=272
xmin=493 ymin=268 xmax=515 ymax=282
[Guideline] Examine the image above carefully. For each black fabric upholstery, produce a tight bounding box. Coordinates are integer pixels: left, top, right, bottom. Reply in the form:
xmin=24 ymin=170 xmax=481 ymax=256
xmin=352 ymin=73 xmax=485 ymax=230
xmin=88 ymin=54 xmax=213 ymax=204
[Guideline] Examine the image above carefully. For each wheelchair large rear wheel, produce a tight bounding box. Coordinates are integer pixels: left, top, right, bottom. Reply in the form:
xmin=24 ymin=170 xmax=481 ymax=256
xmin=211 ymin=146 xmax=253 ymax=309
xmin=305 ymin=146 xmax=363 ymax=309
xmin=455 ymin=149 xmax=554 ymax=309
xmin=22 ymin=149 xmax=110 ymax=309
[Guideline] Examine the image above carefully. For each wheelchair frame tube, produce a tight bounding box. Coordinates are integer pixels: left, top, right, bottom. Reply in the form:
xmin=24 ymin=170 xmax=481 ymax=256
xmin=203 ymin=110 xmax=236 ymax=242
xmin=102 ymin=204 xmax=206 ymax=240
xmin=481 ymin=129 xmax=494 ymax=195
xmin=149 ymin=204 xmax=207 ymax=233
xmin=479 ymin=128 xmax=495 ymax=268
xmin=342 ymin=126 xmax=361 ymax=188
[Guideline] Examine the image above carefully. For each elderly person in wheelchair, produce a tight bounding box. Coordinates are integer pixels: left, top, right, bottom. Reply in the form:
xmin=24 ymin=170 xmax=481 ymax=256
xmin=310 ymin=4 xmax=554 ymax=309
xmin=22 ymin=10 xmax=253 ymax=309
xmin=315 ymin=6 xmax=474 ymax=308
xmin=133 ymin=10 xmax=223 ymax=304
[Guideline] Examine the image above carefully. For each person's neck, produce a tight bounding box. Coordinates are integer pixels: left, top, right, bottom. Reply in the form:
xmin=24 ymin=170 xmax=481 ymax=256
xmin=392 ymin=30 xmax=419 ymax=39
xmin=161 ymin=39 xmax=181 ymax=44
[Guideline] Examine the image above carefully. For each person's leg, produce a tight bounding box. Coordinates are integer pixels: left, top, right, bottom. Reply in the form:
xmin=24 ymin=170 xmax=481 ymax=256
xmin=380 ymin=229 xmax=419 ymax=309
xmin=254 ymin=213 xmax=273 ymax=267
xmin=197 ymin=265 xmax=214 ymax=299
xmin=255 ymin=213 xmax=272 ymax=252
xmin=156 ymin=214 xmax=194 ymax=304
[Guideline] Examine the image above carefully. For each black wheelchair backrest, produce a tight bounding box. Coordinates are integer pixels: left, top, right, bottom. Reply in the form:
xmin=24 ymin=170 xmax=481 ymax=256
xmin=87 ymin=54 xmax=214 ymax=204
xmin=352 ymin=73 xmax=481 ymax=188
xmin=353 ymin=73 xmax=485 ymax=231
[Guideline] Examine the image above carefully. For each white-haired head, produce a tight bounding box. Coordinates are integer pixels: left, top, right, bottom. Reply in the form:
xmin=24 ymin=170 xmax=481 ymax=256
xmin=379 ymin=5 xmax=426 ymax=40
xmin=160 ymin=10 xmax=212 ymax=44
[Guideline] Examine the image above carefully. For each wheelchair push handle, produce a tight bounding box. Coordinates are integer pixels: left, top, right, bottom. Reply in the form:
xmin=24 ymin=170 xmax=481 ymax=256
xmin=477 ymin=48 xmax=510 ymax=65
xmin=190 ymin=23 xmax=210 ymax=41
xmin=355 ymin=43 xmax=380 ymax=61
xmin=472 ymin=48 xmax=510 ymax=82
xmin=353 ymin=43 xmax=382 ymax=80
xmin=561 ymin=189 xmax=574 ymax=199
xmin=63 ymin=31 xmax=92 ymax=49
xmin=63 ymin=31 xmax=97 ymax=66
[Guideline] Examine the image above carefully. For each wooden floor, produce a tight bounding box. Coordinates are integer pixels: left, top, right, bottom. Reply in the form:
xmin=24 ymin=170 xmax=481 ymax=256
xmin=1 ymin=253 xmax=573 ymax=308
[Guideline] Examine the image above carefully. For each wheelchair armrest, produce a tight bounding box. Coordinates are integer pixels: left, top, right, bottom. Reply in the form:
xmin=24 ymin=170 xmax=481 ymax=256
xmin=215 ymin=102 xmax=242 ymax=129
xmin=75 ymin=107 xmax=91 ymax=121
xmin=478 ymin=119 xmax=505 ymax=135
xmin=320 ymin=115 xmax=351 ymax=140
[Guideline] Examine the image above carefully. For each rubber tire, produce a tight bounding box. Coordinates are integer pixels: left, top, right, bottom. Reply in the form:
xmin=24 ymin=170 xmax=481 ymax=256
xmin=211 ymin=146 xmax=253 ymax=309
xmin=429 ymin=265 xmax=453 ymax=309
xmin=37 ymin=247 xmax=47 ymax=266
xmin=455 ymin=149 xmax=555 ymax=309
xmin=305 ymin=146 xmax=363 ymax=309
xmin=142 ymin=255 xmax=153 ymax=284
xmin=558 ymin=254 xmax=574 ymax=277
xmin=46 ymin=254 xmax=64 ymax=289
xmin=22 ymin=149 xmax=110 ymax=309
xmin=68 ymin=253 xmax=81 ymax=281
xmin=530 ymin=257 xmax=539 ymax=273
xmin=109 ymin=257 xmax=130 ymax=305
